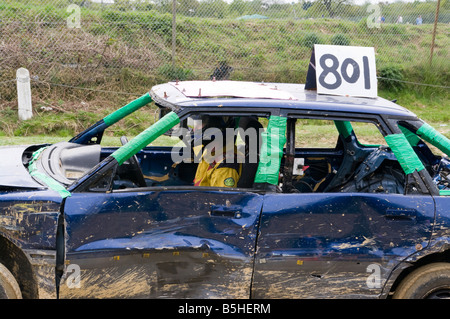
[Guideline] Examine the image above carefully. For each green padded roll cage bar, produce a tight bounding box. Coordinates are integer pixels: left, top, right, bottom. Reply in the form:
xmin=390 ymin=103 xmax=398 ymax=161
xmin=108 ymin=93 xmax=450 ymax=195
xmin=35 ymin=92 xmax=450 ymax=197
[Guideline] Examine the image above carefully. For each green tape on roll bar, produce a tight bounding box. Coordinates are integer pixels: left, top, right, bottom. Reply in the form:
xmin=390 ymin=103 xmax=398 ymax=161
xmin=416 ymin=123 xmax=450 ymax=156
xmin=28 ymin=148 xmax=71 ymax=199
xmin=254 ymin=115 xmax=287 ymax=185
xmin=385 ymin=134 xmax=425 ymax=175
xmin=399 ymin=125 xmax=421 ymax=147
xmin=103 ymin=93 xmax=153 ymax=126
xmin=440 ymin=190 xmax=450 ymax=196
xmin=334 ymin=121 xmax=353 ymax=139
xmin=111 ymin=111 xmax=180 ymax=165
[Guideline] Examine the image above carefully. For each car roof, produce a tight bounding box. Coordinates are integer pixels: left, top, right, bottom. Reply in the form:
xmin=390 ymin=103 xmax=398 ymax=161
xmin=150 ymin=80 xmax=417 ymax=118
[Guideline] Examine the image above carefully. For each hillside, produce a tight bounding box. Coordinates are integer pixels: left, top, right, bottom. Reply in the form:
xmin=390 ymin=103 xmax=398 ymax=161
xmin=0 ymin=5 xmax=448 ymax=138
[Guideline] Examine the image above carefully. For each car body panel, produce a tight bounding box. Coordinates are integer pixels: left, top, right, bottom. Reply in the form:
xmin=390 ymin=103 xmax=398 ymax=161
xmin=0 ymin=190 xmax=62 ymax=249
xmin=0 ymin=190 xmax=62 ymax=299
xmin=58 ymin=189 xmax=263 ymax=298
xmin=434 ymin=196 xmax=450 ymax=241
xmin=252 ymin=192 xmax=435 ymax=298
xmin=0 ymin=145 xmax=45 ymax=189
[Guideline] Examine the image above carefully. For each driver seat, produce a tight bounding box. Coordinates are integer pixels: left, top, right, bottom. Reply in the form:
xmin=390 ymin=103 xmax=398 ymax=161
xmin=236 ymin=117 xmax=263 ymax=188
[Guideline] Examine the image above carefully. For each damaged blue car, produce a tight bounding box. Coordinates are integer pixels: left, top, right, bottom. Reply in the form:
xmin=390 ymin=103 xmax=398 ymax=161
xmin=0 ymin=80 xmax=449 ymax=299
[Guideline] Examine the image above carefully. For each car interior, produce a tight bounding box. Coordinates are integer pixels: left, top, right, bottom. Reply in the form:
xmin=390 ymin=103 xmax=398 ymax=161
xmin=282 ymin=118 xmax=406 ymax=194
xmin=24 ymin=114 xmax=448 ymax=195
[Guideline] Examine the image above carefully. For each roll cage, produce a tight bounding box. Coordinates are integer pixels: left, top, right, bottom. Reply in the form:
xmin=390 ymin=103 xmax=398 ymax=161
xmin=23 ymin=82 xmax=449 ymax=199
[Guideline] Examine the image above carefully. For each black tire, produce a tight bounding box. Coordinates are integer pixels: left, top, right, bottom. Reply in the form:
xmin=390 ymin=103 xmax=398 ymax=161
xmin=0 ymin=263 xmax=22 ymax=299
xmin=393 ymin=263 xmax=450 ymax=299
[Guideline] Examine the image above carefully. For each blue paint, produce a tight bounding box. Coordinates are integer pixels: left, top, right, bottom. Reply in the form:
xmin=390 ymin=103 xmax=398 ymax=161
xmin=59 ymin=190 xmax=262 ymax=297
xmin=252 ymin=192 xmax=436 ymax=297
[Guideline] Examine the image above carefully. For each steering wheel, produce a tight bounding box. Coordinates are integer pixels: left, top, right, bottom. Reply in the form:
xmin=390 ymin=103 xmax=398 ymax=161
xmin=120 ymin=136 xmax=147 ymax=187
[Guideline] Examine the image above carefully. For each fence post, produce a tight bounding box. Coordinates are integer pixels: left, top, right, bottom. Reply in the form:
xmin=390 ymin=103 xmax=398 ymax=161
xmin=430 ymin=0 xmax=441 ymax=65
xmin=16 ymin=68 xmax=33 ymax=121
xmin=172 ymin=0 xmax=176 ymax=67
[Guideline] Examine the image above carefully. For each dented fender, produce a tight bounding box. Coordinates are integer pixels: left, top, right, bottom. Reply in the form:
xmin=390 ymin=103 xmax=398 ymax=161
xmin=0 ymin=189 xmax=64 ymax=298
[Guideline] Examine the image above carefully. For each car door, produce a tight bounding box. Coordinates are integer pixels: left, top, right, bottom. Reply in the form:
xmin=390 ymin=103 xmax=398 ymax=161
xmin=59 ymin=187 xmax=263 ymax=298
xmin=251 ymin=117 xmax=436 ymax=298
xmin=252 ymin=192 xmax=435 ymax=298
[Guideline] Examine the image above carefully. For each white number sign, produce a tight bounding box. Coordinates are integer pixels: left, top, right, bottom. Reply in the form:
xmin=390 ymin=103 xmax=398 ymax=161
xmin=314 ymin=44 xmax=377 ymax=98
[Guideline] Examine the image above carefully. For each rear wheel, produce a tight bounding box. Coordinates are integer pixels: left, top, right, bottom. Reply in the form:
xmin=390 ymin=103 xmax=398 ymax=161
xmin=393 ymin=263 xmax=450 ymax=299
xmin=0 ymin=263 xmax=22 ymax=299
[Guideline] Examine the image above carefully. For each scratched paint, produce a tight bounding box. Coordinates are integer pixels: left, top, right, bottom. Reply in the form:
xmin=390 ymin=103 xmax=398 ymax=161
xmin=57 ymin=189 xmax=262 ymax=298
xmin=58 ymin=252 xmax=253 ymax=298
xmin=0 ymin=193 xmax=61 ymax=249
xmin=254 ymin=192 xmax=435 ymax=298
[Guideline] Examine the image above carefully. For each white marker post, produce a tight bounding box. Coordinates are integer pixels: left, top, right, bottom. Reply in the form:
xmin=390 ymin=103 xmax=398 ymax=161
xmin=16 ymin=68 xmax=33 ymax=121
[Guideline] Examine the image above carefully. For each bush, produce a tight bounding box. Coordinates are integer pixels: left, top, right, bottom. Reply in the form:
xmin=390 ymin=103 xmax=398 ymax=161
xmin=378 ymin=65 xmax=404 ymax=92
xmin=157 ymin=64 xmax=193 ymax=81
xmin=302 ymin=33 xmax=321 ymax=49
xmin=331 ymin=34 xmax=350 ymax=46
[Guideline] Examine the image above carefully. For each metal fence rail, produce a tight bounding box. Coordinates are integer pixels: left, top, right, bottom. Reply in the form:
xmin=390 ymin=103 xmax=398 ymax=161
xmin=0 ymin=0 xmax=448 ymax=86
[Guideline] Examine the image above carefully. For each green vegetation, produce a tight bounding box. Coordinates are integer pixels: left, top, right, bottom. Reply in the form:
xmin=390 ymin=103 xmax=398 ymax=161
xmin=0 ymin=0 xmax=448 ymax=143
xmin=1 ymin=0 xmax=448 ymax=23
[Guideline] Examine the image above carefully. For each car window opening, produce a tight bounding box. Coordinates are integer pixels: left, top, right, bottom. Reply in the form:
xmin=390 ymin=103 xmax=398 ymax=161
xmin=25 ymin=87 xmax=448 ymax=197
xmin=279 ymin=118 xmax=447 ymax=196
xmin=28 ymin=111 xmax=448 ymax=197
xmin=88 ymin=113 xmax=268 ymax=192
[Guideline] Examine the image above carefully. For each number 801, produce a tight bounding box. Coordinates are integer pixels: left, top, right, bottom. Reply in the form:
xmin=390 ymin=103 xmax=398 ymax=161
xmin=318 ymin=54 xmax=371 ymax=91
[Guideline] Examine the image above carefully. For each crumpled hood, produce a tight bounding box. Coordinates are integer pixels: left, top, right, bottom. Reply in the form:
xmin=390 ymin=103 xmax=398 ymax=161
xmin=0 ymin=145 xmax=44 ymax=189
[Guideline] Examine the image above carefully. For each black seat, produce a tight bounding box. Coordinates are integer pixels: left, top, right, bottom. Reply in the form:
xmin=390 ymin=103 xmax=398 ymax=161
xmin=236 ymin=117 xmax=263 ymax=188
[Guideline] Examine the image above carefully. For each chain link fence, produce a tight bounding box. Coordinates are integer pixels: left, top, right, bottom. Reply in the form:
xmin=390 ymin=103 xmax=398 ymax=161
xmin=0 ymin=0 xmax=449 ymax=92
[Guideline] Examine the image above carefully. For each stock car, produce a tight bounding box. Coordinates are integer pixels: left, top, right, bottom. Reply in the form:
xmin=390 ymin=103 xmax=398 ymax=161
xmin=0 ymin=79 xmax=449 ymax=299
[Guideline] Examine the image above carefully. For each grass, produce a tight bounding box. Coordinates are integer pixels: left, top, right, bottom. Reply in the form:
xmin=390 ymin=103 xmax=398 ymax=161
xmin=1 ymin=8 xmax=448 ymax=83
xmin=0 ymin=7 xmax=448 ymax=146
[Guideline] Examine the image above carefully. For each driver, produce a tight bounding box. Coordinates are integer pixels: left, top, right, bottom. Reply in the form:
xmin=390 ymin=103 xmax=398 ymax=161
xmin=190 ymin=115 xmax=242 ymax=188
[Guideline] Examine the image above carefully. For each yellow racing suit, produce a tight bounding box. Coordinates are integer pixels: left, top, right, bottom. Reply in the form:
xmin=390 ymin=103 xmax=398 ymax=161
xmin=194 ymin=146 xmax=242 ymax=187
